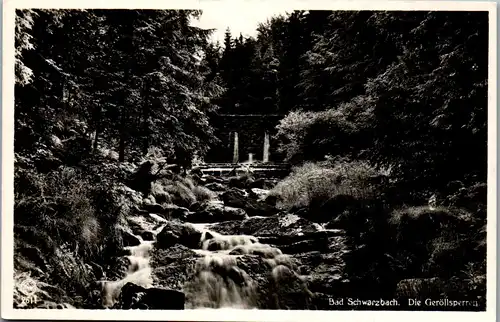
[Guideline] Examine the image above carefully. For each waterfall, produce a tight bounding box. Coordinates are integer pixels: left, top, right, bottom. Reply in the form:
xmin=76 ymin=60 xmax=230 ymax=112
xmin=100 ymin=216 xmax=166 ymax=308
xmin=263 ymin=132 xmax=270 ymax=163
xmin=233 ymin=132 xmax=239 ymax=164
xmin=184 ymin=229 xmax=299 ymax=309
xmin=248 ymin=153 xmax=253 ymax=164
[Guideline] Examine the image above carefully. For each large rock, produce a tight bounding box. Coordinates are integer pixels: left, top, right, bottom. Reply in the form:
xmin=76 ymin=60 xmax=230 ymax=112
xmin=250 ymin=188 xmax=270 ymax=200
xmin=116 ymin=184 xmax=144 ymax=207
xmin=141 ymin=203 xmax=189 ymax=220
xmin=204 ymin=182 xmax=228 ymax=192
xmin=155 ymin=221 xmax=203 ymax=249
xmin=104 ymin=257 xmax=130 ymax=281
xmin=189 ymin=166 xmax=203 ymax=177
xmin=150 ymin=245 xmax=201 ymax=291
xmin=228 ymin=175 xmax=254 ymax=189
xmin=294 ymin=245 xmax=350 ymax=297
xmin=249 ymin=178 xmax=276 ymax=190
xmin=127 ymin=160 xmax=156 ymax=195
xmin=302 ymin=194 xmax=359 ymax=223
xmin=202 ymin=175 xmax=224 ymax=184
xmin=122 ymin=230 xmax=141 ymax=247
xmin=126 ymin=217 xmax=157 ymax=241
xmin=186 ymin=202 xmax=248 ymax=223
xmin=117 ymin=282 xmax=185 ymax=310
xmin=221 ymin=189 xmax=277 ymax=217
xmin=210 ymin=213 xmax=322 ymax=240
xmin=140 ymin=231 xmax=155 ymax=241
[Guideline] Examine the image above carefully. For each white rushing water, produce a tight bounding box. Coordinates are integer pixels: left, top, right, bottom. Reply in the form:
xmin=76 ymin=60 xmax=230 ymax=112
xmin=99 ymin=213 xmax=301 ymax=310
xmin=185 ymin=227 xmax=297 ymax=309
xmin=100 ymin=215 xmax=166 ymax=308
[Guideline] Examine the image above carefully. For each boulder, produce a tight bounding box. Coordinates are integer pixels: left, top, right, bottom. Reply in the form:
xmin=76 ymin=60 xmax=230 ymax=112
xmin=263 ymin=195 xmax=280 ymax=207
xmin=186 ymin=202 xmax=248 ymax=223
xmin=140 ymin=231 xmax=155 ymax=241
xmin=156 ymin=221 xmax=203 ymax=249
xmin=127 ymin=160 xmax=156 ymax=195
xmin=163 ymin=204 xmax=190 ymax=219
xmin=222 ymin=189 xmax=276 ymax=217
xmin=189 ymin=173 xmax=202 ymax=185
xmin=209 ymin=213 xmax=327 ymax=244
xmin=204 ymin=182 xmax=228 ymax=192
xmin=117 ymin=282 xmax=185 ymax=310
xmin=250 ymin=188 xmax=270 ymax=200
xmin=104 ymin=257 xmax=130 ymax=281
xmin=228 ymin=175 xmax=254 ymax=189
xmin=141 ymin=203 xmax=189 ymax=220
xmin=142 ymin=203 xmax=164 ymax=214
xmin=202 ymin=175 xmax=224 ymax=184
xmin=221 ymin=189 xmax=248 ymax=208
xmin=189 ymin=166 xmax=203 ymax=177
xmin=115 ymin=184 xmax=144 ymax=206
xmin=304 ymin=194 xmax=359 ymax=223
xmin=126 ymin=219 xmax=145 ymax=236
xmin=150 ymin=245 xmax=201 ymax=291
xmin=122 ymin=231 xmax=141 ymax=247
xmin=249 ymin=178 xmax=275 ymax=190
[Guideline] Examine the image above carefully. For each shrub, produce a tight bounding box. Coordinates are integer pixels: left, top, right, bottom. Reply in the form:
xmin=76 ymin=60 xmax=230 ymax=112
xmin=192 ymin=186 xmax=216 ymax=203
xmin=14 ymin=165 xmax=127 ymax=307
xmin=275 ymin=103 xmax=372 ymax=164
xmin=388 ymin=205 xmax=485 ymax=281
xmin=150 ymin=182 xmax=172 ymax=204
xmin=164 ymin=182 xmax=197 ymax=208
xmin=269 ymin=160 xmax=383 ymax=210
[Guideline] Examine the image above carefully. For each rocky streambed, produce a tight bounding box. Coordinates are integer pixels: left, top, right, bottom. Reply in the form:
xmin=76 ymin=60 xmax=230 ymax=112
xmin=90 ymin=171 xmax=352 ymax=310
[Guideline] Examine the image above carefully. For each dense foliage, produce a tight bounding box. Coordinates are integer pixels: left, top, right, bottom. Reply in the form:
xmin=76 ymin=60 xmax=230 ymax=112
xmin=209 ymin=10 xmax=488 ymax=201
xmin=15 ymin=9 xmax=222 ymax=164
xmin=14 ymin=9 xmax=222 ymax=308
xmin=210 ymin=10 xmax=488 ymax=307
xmin=13 ymin=8 xmax=488 ymax=310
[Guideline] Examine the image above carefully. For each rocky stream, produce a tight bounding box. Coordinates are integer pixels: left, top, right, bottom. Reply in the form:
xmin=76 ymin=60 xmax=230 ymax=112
xmin=89 ymin=167 xmax=352 ymax=310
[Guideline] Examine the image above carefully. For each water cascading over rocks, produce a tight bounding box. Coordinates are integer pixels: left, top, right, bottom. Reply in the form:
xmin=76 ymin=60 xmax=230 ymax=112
xmin=183 ymin=228 xmax=307 ymax=309
xmin=89 ymin=165 xmax=345 ymax=310
xmin=97 ymin=215 xmax=168 ymax=308
xmin=94 ymin=211 xmax=310 ymax=310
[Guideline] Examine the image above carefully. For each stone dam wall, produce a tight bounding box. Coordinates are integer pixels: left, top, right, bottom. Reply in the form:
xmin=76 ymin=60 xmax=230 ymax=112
xmin=204 ymin=114 xmax=286 ymax=163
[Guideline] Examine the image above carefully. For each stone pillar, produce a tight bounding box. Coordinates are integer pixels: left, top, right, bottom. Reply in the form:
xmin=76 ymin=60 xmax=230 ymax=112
xmin=233 ymin=132 xmax=239 ymax=164
xmin=263 ymin=132 xmax=270 ymax=163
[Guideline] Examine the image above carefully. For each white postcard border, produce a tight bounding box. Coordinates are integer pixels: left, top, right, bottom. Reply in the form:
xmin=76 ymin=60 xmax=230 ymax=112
xmin=1 ymin=1 xmax=497 ymax=321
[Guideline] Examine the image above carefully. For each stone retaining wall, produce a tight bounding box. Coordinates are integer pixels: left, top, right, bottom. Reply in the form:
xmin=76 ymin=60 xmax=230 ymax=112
xmin=205 ymin=114 xmax=286 ymax=163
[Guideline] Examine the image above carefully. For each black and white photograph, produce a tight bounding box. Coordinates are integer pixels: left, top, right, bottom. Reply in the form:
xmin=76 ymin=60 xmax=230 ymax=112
xmin=1 ymin=0 xmax=497 ymax=321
